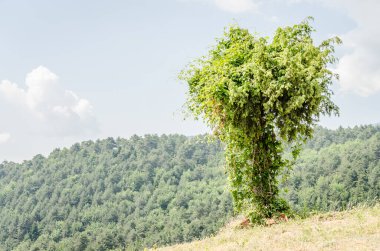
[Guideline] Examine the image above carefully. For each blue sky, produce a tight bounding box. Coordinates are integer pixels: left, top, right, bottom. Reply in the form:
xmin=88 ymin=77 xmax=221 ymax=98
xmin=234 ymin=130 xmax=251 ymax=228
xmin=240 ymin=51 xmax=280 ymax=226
xmin=0 ymin=0 xmax=379 ymax=162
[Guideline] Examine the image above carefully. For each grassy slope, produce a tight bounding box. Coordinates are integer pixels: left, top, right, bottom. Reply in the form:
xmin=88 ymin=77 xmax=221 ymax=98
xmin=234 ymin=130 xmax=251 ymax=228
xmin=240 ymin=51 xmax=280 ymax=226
xmin=155 ymin=204 xmax=380 ymax=251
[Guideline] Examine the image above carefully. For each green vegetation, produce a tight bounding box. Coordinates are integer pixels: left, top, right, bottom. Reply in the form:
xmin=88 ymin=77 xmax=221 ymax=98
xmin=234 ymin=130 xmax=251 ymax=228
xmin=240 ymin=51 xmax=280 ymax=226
xmin=283 ymin=125 xmax=380 ymax=212
xmin=0 ymin=135 xmax=232 ymax=250
xmin=180 ymin=18 xmax=340 ymax=222
xmin=0 ymin=125 xmax=379 ymax=250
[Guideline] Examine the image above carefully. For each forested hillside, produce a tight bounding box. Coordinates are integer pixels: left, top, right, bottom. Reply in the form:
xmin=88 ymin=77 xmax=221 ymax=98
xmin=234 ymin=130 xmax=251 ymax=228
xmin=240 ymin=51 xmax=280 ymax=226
xmin=0 ymin=125 xmax=379 ymax=250
xmin=283 ymin=125 xmax=380 ymax=212
xmin=0 ymin=135 xmax=232 ymax=250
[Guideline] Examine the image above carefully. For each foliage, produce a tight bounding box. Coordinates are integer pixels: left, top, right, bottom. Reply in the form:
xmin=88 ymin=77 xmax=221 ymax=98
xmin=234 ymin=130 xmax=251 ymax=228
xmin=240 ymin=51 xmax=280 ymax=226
xmin=0 ymin=126 xmax=379 ymax=250
xmin=282 ymin=126 xmax=380 ymax=212
xmin=0 ymin=135 xmax=232 ymax=251
xmin=180 ymin=18 xmax=341 ymax=222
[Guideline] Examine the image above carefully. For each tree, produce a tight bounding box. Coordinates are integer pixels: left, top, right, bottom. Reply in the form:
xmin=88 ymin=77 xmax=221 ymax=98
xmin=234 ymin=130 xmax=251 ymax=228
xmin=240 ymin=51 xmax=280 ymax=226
xmin=180 ymin=18 xmax=341 ymax=223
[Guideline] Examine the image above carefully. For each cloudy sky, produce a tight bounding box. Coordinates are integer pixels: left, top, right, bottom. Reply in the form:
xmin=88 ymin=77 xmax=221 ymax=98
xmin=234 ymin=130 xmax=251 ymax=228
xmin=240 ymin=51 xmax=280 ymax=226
xmin=0 ymin=0 xmax=379 ymax=162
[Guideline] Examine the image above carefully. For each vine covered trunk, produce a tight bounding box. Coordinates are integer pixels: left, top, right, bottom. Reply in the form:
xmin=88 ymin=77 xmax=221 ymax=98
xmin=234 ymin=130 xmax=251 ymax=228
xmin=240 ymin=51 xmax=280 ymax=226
xmin=181 ymin=18 xmax=340 ymax=223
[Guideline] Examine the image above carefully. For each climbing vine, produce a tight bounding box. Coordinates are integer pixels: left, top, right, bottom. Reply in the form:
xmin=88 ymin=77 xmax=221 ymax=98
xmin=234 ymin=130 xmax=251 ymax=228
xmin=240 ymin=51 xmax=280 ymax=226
xmin=180 ymin=18 xmax=340 ymax=223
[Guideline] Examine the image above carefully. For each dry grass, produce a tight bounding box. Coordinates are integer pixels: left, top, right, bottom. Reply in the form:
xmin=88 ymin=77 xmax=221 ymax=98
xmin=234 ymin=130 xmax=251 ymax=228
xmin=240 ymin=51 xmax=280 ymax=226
xmin=154 ymin=204 xmax=380 ymax=251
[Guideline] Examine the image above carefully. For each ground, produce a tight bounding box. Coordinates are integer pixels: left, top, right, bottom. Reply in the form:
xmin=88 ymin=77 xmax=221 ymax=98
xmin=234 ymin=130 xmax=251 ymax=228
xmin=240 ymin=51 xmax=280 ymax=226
xmin=154 ymin=204 xmax=380 ymax=251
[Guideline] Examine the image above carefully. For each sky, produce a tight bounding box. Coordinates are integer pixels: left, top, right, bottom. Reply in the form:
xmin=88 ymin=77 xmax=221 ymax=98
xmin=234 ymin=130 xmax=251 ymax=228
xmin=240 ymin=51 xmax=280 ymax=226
xmin=0 ymin=0 xmax=379 ymax=162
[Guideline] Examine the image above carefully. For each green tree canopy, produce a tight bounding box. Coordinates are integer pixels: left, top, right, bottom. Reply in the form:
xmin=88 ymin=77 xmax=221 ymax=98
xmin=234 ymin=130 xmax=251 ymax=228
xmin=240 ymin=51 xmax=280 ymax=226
xmin=181 ymin=18 xmax=341 ymax=222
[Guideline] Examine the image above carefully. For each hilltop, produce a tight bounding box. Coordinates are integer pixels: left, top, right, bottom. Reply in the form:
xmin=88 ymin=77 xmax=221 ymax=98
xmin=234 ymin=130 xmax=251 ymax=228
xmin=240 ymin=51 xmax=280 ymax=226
xmin=157 ymin=204 xmax=380 ymax=251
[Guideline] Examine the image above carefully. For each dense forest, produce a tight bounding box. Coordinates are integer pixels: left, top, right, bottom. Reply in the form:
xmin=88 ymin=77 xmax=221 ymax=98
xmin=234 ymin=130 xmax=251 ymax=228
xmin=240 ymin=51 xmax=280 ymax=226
xmin=0 ymin=125 xmax=379 ymax=250
xmin=0 ymin=135 xmax=232 ymax=250
xmin=283 ymin=125 xmax=380 ymax=212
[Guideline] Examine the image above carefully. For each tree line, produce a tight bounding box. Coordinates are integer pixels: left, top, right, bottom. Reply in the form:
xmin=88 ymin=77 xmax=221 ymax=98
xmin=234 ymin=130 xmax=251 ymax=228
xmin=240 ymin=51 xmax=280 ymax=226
xmin=0 ymin=125 xmax=379 ymax=250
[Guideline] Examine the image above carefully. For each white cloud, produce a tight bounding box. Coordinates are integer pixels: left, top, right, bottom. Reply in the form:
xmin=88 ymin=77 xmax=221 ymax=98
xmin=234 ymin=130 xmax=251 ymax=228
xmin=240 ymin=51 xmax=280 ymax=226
xmin=287 ymin=0 xmax=380 ymax=96
xmin=0 ymin=80 xmax=26 ymax=104
xmin=333 ymin=0 xmax=380 ymax=96
xmin=337 ymin=41 xmax=380 ymax=96
xmin=0 ymin=132 xmax=11 ymax=144
xmin=0 ymin=66 xmax=98 ymax=136
xmin=213 ymin=0 xmax=258 ymax=13
xmin=179 ymin=0 xmax=259 ymax=13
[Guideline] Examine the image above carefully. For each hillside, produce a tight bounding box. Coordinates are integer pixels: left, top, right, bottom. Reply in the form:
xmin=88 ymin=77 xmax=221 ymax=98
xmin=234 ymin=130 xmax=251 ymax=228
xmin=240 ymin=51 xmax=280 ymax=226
xmin=282 ymin=125 xmax=380 ymax=212
xmin=0 ymin=135 xmax=232 ymax=250
xmin=0 ymin=125 xmax=379 ymax=250
xmin=157 ymin=204 xmax=380 ymax=251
